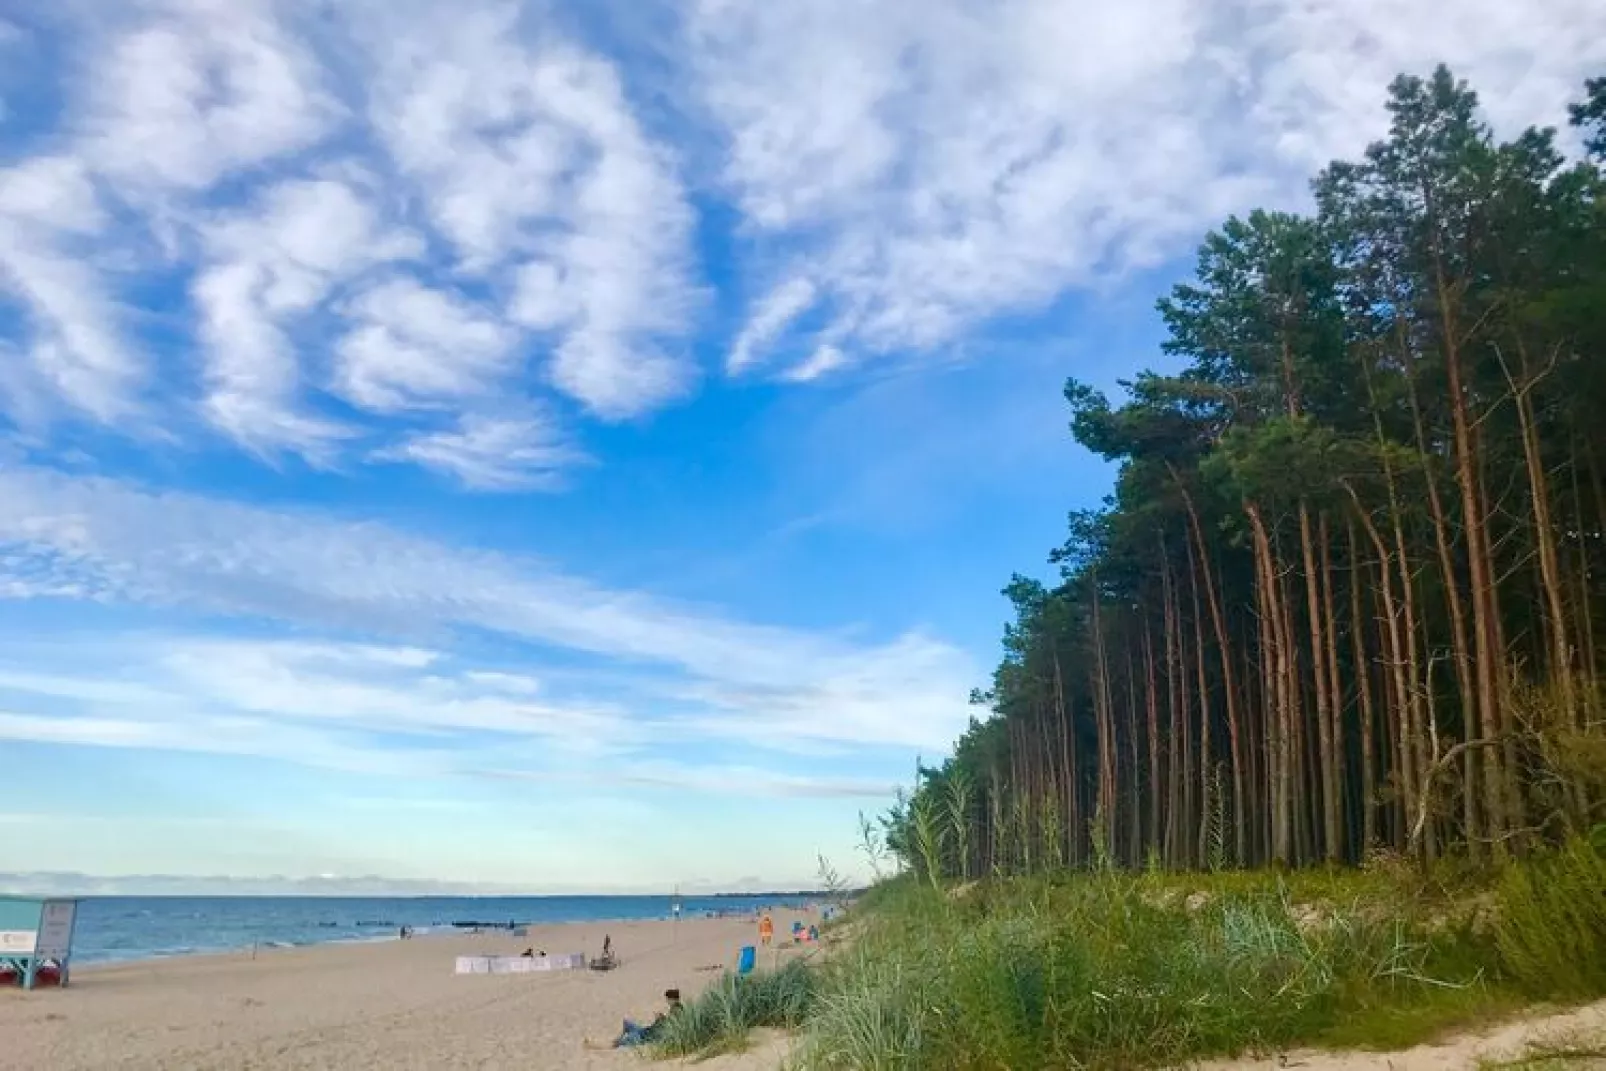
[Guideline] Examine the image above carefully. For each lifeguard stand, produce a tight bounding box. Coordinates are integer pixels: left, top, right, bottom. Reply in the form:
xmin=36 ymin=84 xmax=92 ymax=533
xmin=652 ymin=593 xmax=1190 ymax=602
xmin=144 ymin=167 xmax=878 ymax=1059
xmin=0 ymin=896 xmax=79 ymax=990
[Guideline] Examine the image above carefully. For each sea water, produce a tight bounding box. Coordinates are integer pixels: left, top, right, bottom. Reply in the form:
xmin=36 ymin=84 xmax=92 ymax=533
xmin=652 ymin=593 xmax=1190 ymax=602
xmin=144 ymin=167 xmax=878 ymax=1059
xmin=66 ymin=895 xmax=786 ymax=964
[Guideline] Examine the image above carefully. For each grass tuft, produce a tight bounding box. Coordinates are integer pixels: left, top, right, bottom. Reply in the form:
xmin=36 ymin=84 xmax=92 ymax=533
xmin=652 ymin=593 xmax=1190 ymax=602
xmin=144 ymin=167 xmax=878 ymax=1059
xmin=1494 ymin=836 xmax=1606 ymax=998
xmin=652 ymin=958 xmax=818 ymax=1058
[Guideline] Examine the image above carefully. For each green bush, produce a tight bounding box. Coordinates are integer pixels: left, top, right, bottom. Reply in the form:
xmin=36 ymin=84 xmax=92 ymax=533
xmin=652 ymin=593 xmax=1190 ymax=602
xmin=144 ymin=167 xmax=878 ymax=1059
xmin=1495 ymin=836 xmax=1606 ymax=997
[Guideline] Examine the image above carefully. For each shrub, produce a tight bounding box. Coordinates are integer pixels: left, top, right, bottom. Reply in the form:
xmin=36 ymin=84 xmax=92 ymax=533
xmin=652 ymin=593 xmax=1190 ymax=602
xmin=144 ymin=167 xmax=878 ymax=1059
xmin=1495 ymin=836 xmax=1606 ymax=997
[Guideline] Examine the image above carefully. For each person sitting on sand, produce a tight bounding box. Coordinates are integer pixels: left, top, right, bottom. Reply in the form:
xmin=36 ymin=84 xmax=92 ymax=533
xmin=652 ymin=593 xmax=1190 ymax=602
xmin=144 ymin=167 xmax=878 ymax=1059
xmin=611 ymin=988 xmax=682 ymax=1048
xmin=589 ymin=934 xmax=618 ymax=971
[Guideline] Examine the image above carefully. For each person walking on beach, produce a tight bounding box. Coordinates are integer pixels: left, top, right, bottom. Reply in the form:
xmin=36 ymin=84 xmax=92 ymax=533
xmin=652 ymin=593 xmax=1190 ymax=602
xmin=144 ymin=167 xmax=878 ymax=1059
xmin=758 ymin=912 xmax=774 ymax=947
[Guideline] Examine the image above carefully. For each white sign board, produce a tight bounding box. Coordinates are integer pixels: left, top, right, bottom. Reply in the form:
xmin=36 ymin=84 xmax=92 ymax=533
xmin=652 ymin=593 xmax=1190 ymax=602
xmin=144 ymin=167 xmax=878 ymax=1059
xmin=0 ymin=930 xmax=35 ymax=955
xmin=36 ymin=901 xmax=75 ymax=959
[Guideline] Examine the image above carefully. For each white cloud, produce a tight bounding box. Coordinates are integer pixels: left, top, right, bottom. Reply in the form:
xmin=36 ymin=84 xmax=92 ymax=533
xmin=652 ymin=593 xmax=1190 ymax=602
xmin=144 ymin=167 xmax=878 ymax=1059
xmin=7 ymin=0 xmax=1595 ymax=478
xmin=696 ymin=0 xmax=1606 ymax=370
xmin=374 ymin=413 xmax=588 ymax=491
xmin=359 ymin=3 xmax=699 ymax=418
xmin=0 ymin=630 xmax=909 ymax=797
xmin=0 ymin=156 xmax=141 ymax=423
xmin=486 ymin=759 xmax=897 ymax=799
xmin=782 ymin=344 xmax=847 ymax=384
xmin=726 ymin=276 xmax=817 ymax=374
xmin=79 ymin=0 xmax=337 ymax=193
xmin=156 ymin=638 xmax=628 ymax=742
xmin=674 ymin=632 xmax=965 ymax=750
xmin=193 ymin=177 xmax=422 ymax=455
xmin=0 ymin=706 xmax=428 ymax=777
xmin=0 ymin=635 xmax=631 ymax=774
xmin=0 ymin=0 xmax=343 ymax=444
xmin=0 ymin=1 xmax=699 ymax=481
xmin=335 ymin=277 xmax=516 ymax=412
xmin=0 ymin=466 xmax=976 ymax=752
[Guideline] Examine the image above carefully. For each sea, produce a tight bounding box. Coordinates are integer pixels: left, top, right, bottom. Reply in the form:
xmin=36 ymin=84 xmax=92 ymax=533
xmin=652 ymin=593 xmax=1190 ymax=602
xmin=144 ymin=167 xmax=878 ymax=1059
xmin=62 ymin=895 xmax=791 ymax=965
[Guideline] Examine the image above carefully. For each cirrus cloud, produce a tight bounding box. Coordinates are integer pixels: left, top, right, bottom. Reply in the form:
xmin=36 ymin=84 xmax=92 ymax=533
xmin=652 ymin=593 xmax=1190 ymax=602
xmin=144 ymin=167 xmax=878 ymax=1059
xmin=0 ymin=464 xmax=978 ymax=754
xmin=695 ymin=0 xmax=1606 ymax=375
xmin=2 ymin=0 xmax=1601 ymax=470
xmin=0 ymin=0 xmax=701 ymax=489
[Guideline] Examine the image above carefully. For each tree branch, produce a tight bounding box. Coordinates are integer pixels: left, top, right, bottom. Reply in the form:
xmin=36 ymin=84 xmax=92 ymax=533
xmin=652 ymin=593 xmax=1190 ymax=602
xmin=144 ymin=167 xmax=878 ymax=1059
xmin=1408 ymin=736 xmax=1509 ymax=856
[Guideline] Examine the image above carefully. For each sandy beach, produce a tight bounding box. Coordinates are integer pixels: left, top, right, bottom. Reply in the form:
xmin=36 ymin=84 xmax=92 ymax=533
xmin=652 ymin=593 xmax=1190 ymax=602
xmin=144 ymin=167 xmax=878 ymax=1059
xmin=0 ymin=913 xmax=810 ymax=1070
xmin=9 ymin=910 xmax=1603 ymax=1071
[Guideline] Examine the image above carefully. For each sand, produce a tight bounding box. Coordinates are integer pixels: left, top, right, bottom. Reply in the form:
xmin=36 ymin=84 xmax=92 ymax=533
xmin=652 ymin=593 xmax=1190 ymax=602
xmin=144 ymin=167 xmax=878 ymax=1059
xmin=0 ymin=912 xmax=812 ymax=1070
xmin=1198 ymin=997 xmax=1606 ymax=1070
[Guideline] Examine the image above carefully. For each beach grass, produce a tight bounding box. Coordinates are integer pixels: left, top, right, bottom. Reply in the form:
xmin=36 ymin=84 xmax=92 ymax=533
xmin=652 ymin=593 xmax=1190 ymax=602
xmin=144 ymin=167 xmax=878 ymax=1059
xmin=657 ymin=835 xmax=1606 ymax=1069
xmin=790 ymin=875 xmax=1490 ymax=1069
xmin=652 ymin=957 xmax=820 ymax=1057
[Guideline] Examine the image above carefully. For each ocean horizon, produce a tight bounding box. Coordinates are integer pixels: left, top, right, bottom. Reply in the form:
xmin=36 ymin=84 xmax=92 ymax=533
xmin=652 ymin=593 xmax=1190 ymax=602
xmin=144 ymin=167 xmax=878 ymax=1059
xmin=51 ymin=894 xmax=800 ymax=965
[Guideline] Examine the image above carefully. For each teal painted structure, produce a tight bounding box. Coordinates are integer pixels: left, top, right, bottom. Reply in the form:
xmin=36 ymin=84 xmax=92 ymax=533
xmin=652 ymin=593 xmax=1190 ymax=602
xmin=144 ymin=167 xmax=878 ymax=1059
xmin=0 ymin=896 xmax=79 ymax=990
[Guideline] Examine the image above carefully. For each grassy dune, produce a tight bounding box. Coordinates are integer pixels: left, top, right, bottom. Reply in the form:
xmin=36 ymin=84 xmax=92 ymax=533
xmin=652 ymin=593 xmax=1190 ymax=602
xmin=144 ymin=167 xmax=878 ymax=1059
xmin=659 ymin=836 xmax=1606 ymax=1068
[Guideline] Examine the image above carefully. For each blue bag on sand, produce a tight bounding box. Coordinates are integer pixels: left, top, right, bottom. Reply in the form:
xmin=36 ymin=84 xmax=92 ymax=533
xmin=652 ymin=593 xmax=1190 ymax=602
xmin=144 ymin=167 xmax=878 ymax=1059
xmin=737 ymin=944 xmax=756 ymax=975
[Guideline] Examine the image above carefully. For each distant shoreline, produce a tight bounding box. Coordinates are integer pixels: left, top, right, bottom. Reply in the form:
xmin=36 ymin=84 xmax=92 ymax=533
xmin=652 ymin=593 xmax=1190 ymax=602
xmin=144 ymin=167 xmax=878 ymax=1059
xmin=50 ymin=892 xmax=821 ymax=967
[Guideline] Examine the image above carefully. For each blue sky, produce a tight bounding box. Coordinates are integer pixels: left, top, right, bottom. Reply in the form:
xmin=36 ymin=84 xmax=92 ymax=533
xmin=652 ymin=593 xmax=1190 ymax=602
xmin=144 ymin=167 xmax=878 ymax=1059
xmin=1 ymin=0 xmax=1601 ymax=893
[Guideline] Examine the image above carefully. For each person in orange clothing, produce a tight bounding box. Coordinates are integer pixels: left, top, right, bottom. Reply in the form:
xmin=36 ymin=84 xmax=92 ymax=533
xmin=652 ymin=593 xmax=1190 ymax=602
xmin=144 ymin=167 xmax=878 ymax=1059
xmin=758 ymin=912 xmax=774 ymax=947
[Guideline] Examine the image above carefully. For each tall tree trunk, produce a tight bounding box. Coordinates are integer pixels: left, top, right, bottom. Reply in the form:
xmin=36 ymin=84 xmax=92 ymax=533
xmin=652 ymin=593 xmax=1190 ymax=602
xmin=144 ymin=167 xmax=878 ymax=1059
xmin=1346 ymin=482 xmax=1418 ymax=859
xmin=1188 ymin=530 xmax=1214 ymax=868
xmin=1162 ymin=547 xmax=1183 ymax=866
xmin=1505 ymin=346 xmax=1575 ymax=724
xmin=1054 ymin=647 xmax=1080 ymax=866
xmin=1405 ymin=383 xmax=1482 ymax=860
xmin=1090 ymin=575 xmax=1118 ymax=860
xmin=1275 ymin=527 xmax=1309 ymax=864
xmin=1247 ymin=502 xmax=1292 ymax=864
xmin=1431 ymin=250 xmax=1510 ymax=854
xmin=1320 ymin=512 xmax=1347 ymax=861
xmin=1301 ymin=502 xmax=1340 ymax=862
xmin=1177 ymin=572 xmax=1196 ymax=866
xmin=1173 ymin=469 xmax=1248 ymax=866
xmin=1126 ymin=648 xmax=1143 ymax=865
xmin=1573 ymin=451 xmax=1600 ymax=698
xmin=1144 ymin=626 xmax=1163 ymax=858
xmin=1348 ymin=516 xmax=1379 ymax=854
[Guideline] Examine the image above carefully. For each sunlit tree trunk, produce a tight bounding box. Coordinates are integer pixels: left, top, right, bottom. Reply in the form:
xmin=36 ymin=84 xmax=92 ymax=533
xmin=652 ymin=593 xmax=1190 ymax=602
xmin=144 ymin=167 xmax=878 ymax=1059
xmin=1348 ymin=517 xmax=1379 ymax=854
